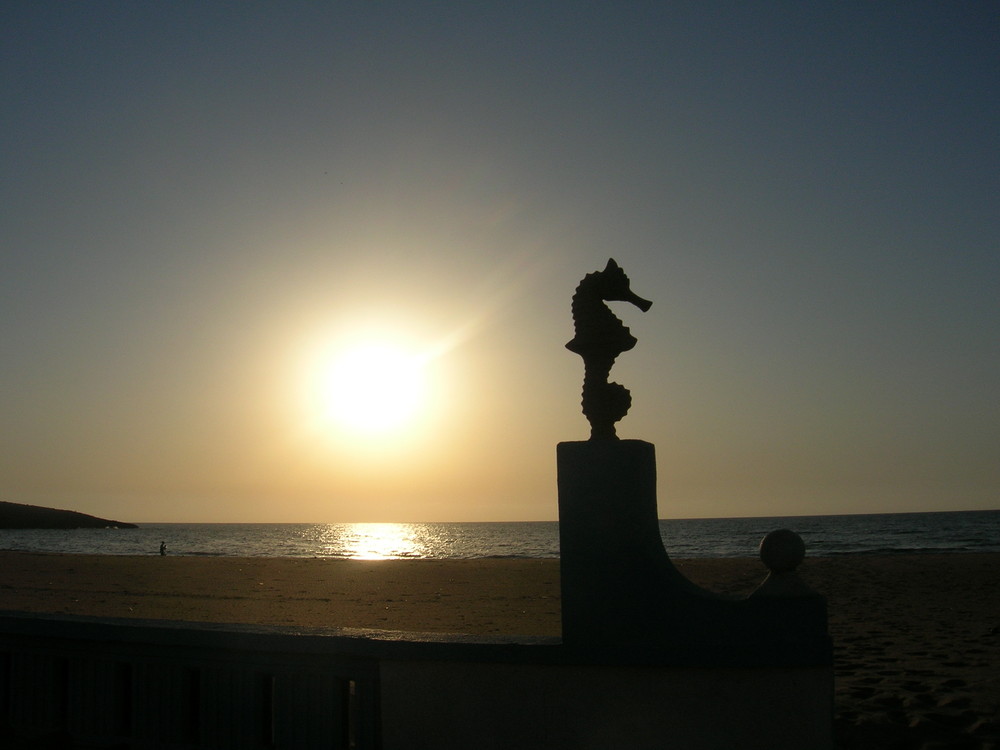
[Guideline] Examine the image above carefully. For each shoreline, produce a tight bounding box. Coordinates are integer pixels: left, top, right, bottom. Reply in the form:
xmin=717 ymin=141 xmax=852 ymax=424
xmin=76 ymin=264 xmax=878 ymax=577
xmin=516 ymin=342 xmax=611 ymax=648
xmin=1 ymin=551 xmax=997 ymax=748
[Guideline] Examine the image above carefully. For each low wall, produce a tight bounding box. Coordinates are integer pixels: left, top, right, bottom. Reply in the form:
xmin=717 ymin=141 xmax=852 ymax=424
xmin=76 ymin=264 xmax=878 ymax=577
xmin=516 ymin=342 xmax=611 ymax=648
xmin=0 ymin=611 xmax=831 ymax=750
xmin=381 ymin=661 xmax=832 ymax=750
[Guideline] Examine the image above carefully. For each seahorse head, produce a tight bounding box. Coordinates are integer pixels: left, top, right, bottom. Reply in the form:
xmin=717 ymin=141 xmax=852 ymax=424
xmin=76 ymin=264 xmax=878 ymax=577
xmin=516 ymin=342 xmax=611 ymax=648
xmin=590 ymin=258 xmax=652 ymax=311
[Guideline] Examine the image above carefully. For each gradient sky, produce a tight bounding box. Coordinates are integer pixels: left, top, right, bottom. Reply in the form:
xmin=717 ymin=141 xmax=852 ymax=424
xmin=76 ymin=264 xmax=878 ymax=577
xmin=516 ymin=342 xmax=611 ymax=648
xmin=3 ymin=3 xmax=997 ymax=523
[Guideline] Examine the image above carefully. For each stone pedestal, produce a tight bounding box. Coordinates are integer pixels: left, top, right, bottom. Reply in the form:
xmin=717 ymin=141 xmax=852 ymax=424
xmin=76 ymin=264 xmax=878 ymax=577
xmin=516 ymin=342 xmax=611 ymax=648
xmin=557 ymin=440 xmax=830 ymax=665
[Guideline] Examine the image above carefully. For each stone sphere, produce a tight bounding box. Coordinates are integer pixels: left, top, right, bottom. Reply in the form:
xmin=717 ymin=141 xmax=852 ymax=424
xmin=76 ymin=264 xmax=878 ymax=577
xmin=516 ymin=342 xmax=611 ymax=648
xmin=759 ymin=529 xmax=806 ymax=573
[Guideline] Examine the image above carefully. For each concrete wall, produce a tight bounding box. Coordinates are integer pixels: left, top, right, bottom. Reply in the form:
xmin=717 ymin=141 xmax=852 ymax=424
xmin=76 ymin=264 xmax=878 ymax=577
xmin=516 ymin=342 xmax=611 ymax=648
xmin=381 ymin=660 xmax=833 ymax=750
xmin=1 ymin=612 xmax=833 ymax=749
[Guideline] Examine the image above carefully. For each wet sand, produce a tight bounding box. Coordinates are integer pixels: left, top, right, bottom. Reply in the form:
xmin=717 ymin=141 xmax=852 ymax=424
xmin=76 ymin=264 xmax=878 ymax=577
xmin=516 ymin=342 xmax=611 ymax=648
xmin=1 ymin=551 xmax=997 ymax=749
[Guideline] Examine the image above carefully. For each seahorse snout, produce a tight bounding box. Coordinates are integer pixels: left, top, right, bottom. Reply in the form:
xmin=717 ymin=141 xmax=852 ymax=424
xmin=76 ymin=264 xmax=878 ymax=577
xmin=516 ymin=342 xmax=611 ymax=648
xmin=623 ymin=290 xmax=652 ymax=312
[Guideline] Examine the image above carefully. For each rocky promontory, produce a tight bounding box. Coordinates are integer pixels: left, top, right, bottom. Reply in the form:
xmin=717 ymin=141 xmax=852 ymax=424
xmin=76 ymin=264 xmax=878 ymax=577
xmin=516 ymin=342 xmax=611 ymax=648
xmin=0 ymin=501 xmax=137 ymax=529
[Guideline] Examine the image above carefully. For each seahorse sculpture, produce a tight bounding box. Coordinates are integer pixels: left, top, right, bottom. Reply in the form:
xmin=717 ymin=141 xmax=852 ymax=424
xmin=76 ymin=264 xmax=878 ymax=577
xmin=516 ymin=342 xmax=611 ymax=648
xmin=566 ymin=258 xmax=652 ymax=440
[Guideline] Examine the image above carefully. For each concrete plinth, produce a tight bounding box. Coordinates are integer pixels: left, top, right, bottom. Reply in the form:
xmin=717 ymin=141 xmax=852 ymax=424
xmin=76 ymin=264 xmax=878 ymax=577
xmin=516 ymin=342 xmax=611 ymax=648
xmin=557 ymin=440 xmax=830 ymax=665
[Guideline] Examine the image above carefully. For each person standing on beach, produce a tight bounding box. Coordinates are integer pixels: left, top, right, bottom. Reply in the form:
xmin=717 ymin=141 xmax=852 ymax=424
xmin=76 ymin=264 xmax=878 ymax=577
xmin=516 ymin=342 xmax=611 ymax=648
xmin=159 ymin=541 xmax=166 ymax=556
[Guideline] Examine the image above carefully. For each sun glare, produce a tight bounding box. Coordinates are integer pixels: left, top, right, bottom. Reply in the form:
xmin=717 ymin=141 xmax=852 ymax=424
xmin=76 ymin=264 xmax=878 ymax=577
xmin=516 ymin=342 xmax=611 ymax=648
xmin=341 ymin=523 xmax=421 ymax=559
xmin=315 ymin=342 xmax=428 ymax=437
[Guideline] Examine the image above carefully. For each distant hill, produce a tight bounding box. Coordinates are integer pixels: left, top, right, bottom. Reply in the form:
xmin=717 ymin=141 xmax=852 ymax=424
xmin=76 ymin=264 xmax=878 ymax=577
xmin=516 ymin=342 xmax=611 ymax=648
xmin=0 ymin=501 xmax=138 ymax=529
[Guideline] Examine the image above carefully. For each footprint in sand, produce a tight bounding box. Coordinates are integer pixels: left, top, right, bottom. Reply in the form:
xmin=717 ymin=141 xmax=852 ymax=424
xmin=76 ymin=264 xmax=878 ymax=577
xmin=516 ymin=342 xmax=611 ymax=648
xmin=936 ymin=695 xmax=972 ymax=709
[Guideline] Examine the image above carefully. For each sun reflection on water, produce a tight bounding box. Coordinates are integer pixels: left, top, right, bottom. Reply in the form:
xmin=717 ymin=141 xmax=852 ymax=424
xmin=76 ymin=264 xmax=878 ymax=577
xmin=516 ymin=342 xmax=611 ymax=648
xmin=336 ymin=523 xmax=423 ymax=560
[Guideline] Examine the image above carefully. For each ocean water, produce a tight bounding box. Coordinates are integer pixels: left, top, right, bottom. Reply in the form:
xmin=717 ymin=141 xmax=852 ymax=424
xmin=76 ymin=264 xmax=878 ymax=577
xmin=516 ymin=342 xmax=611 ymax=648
xmin=1 ymin=510 xmax=998 ymax=560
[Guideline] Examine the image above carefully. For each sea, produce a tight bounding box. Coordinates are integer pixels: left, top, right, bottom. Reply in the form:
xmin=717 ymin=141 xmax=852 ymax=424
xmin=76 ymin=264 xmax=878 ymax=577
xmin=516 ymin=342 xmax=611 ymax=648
xmin=1 ymin=510 xmax=998 ymax=560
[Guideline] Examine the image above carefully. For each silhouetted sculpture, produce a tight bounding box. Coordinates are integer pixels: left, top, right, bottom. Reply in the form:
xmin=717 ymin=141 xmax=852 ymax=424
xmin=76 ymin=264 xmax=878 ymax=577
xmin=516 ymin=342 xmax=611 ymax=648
xmin=566 ymin=259 xmax=651 ymax=439
xmin=558 ymin=261 xmax=829 ymax=665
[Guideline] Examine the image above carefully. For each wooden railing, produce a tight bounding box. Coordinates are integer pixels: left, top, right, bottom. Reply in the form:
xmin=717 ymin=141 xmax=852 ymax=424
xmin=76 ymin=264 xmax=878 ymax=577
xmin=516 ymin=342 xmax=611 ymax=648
xmin=0 ymin=612 xmax=388 ymax=749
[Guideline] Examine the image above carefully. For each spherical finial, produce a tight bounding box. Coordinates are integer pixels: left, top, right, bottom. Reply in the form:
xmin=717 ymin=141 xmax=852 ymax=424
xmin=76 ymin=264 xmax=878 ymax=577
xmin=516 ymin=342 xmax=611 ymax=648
xmin=759 ymin=529 xmax=806 ymax=573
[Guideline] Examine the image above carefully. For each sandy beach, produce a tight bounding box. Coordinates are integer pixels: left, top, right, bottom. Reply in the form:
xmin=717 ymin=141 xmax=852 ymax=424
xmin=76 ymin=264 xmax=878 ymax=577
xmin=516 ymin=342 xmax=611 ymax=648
xmin=1 ymin=551 xmax=997 ymax=749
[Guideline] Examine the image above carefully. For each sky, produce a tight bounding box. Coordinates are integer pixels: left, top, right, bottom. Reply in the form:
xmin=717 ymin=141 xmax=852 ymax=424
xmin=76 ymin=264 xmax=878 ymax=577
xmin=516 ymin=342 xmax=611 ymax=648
xmin=2 ymin=2 xmax=997 ymax=523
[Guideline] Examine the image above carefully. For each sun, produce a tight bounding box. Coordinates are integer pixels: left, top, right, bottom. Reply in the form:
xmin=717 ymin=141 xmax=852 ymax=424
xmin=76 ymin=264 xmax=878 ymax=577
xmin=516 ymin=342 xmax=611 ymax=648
xmin=315 ymin=342 xmax=428 ymax=436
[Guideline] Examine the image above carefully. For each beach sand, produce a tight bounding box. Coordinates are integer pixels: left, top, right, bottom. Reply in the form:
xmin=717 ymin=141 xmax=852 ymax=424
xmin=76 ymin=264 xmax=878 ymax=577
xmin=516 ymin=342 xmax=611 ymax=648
xmin=1 ymin=551 xmax=997 ymax=749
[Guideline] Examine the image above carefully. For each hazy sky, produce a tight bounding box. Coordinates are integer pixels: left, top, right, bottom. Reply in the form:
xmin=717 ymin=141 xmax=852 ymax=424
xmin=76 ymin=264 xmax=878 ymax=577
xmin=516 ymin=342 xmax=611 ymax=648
xmin=3 ymin=3 xmax=997 ymax=523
